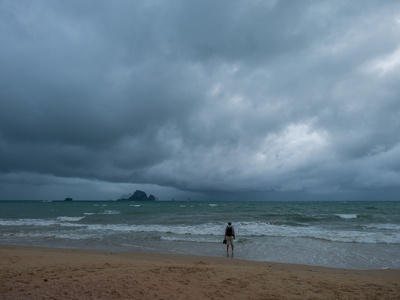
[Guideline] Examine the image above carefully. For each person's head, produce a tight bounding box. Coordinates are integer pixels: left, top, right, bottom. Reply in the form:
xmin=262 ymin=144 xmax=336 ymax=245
xmin=228 ymin=222 xmax=232 ymax=226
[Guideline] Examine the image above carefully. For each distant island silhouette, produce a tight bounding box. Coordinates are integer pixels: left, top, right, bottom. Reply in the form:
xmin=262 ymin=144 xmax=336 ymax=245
xmin=117 ymin=190 xmax=156 ymax=201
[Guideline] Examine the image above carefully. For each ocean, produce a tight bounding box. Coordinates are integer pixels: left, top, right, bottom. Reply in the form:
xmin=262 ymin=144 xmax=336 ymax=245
xmin=0 ymin=200 xmax=399 ymax=270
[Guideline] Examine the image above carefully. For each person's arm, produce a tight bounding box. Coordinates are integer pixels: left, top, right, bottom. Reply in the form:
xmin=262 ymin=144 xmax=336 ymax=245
xmin=224 ymin=228 xmax=227 ymax=239
xmin=233 ymin=229 xmax=235 ymax=239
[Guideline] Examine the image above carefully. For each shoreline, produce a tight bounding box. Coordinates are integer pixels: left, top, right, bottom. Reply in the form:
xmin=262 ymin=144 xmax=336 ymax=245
xmin=1 ymin=244 xmax=400 ymax=299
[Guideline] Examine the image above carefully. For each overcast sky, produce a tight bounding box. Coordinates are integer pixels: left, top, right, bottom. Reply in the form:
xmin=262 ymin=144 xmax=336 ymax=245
xmin=1 ymin=0 xmax=400 ymax=201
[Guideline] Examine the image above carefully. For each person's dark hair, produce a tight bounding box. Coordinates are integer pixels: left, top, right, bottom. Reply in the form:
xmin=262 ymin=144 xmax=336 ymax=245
xmin=228 ymin=222 xmax=232 ymax=225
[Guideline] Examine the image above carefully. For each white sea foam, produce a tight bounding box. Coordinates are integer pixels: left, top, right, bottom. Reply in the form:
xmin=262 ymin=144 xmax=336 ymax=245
xmin=363 ymin=223 xmax=400 ymax=231
xmin=78 ymin=221 xmax=400 ymax=244
xmin=56 ymin=216 xmax=85 ymax=222
xmin=0 ymin=218 xmax=85 ymax=228
xmin=0 ymin=218 xmax=58 ymax=227
xmin=99 ymin=210 xmax=120 ymax=215
xmin=11 ymin=231 xmax=94 ymax=240
xmin=335 ymin=214 xmax=358 ymax=219
xmin=2 ymin=218 xmax=399 ymax=244
xmin=213 ymin=221 xmax=400 ymax=244
xmin=161 ymin=236 xmax=218 ymax=243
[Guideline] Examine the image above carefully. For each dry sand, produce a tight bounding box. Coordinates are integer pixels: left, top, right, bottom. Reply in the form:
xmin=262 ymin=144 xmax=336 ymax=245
xmin=1 ymin=244 xmax=399 ymax=299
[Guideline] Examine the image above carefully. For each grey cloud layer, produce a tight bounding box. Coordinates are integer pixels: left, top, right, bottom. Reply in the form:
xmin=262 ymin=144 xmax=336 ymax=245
xmin=1 ymin=0 xmax=400 ymax=199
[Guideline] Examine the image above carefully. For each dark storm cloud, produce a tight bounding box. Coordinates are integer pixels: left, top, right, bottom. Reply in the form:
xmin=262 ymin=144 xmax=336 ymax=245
xmin=1 ymin=0 xmax=400 ymax=200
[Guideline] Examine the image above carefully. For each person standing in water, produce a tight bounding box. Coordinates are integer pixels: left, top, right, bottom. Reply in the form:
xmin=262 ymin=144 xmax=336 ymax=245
xmin=225 ymin=222 xmax=235 ymax=256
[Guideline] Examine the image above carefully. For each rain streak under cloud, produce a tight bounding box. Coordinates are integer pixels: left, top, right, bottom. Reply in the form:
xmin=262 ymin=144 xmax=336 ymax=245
xmin=1 ymin=0 xmax=400 ymax=200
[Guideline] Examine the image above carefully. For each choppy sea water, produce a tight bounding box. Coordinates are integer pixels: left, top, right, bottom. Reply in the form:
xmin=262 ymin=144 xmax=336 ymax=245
xmin=0 ymin=200 xmax=399 ymax=270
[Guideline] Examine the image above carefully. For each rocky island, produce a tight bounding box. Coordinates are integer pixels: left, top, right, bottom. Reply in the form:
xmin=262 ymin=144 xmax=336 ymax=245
xmin=118 ymin=190 xmax=156 ymax=201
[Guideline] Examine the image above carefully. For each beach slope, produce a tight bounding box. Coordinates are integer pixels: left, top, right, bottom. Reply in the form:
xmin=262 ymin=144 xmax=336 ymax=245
xmin=1 ymin=244 xmax=399 ymax=299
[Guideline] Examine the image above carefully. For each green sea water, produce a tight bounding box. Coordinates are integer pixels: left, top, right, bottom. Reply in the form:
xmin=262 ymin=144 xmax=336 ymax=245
xmin=1 ymin=200 xmax=399 ymax=269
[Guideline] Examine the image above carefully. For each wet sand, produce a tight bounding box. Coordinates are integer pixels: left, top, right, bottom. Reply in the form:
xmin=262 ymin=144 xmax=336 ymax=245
xmin=1 ymin=244 xmax=399 ymax=299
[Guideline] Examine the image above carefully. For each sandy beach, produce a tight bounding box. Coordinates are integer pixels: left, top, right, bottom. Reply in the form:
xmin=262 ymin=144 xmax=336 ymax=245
xmin=1 ymin=244 xmax=399 ymax=300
